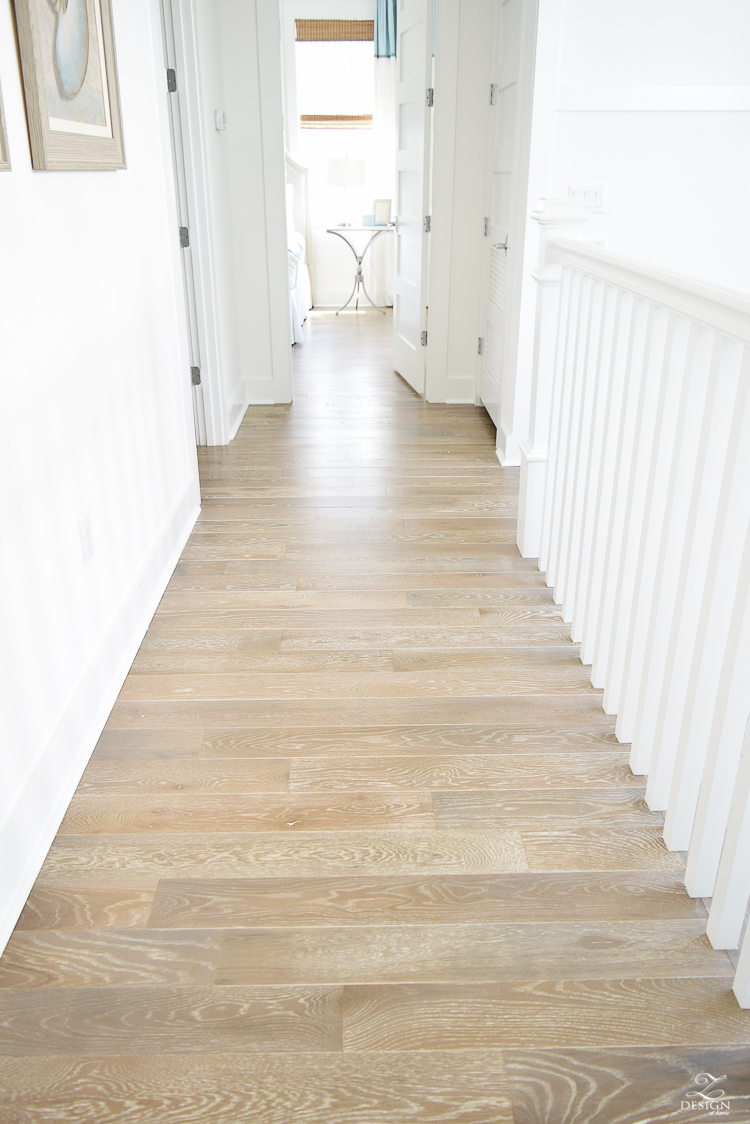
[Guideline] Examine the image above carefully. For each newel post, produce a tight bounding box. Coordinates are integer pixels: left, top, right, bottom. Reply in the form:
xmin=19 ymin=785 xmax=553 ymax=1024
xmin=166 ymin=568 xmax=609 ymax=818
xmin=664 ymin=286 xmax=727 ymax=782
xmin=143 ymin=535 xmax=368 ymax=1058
xmin=517 ymin=199 xmax=590 ymax=558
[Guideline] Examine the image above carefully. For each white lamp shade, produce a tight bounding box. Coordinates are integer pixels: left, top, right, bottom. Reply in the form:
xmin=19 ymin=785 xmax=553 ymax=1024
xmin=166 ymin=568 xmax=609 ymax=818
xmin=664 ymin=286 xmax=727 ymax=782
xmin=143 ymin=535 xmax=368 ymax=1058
xmin=328 ymin=158 xmax=366 ymax=187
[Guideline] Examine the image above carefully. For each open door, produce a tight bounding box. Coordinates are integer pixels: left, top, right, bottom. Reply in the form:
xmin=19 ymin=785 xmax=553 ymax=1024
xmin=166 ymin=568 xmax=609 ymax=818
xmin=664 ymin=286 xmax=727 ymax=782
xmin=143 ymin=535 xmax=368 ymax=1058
xmin=393 ymin=0 xmax=433 ymax=394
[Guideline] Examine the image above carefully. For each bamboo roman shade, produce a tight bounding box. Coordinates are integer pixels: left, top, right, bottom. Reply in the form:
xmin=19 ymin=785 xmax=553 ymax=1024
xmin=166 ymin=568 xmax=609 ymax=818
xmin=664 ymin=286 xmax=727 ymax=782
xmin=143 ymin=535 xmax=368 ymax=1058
xmin=296 ymin=20 xmax=375 ymax=129
xmin=300 ymin=114 xmax=372 ymax=130
xmin=295 ymin=20 xmax=374 ymax=41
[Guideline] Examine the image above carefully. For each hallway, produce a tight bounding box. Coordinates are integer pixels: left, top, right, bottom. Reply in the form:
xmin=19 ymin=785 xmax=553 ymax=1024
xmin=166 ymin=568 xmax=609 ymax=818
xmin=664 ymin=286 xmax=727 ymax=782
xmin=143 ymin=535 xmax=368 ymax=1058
xmin=0 ymin=311 xmax=748 ymax=1121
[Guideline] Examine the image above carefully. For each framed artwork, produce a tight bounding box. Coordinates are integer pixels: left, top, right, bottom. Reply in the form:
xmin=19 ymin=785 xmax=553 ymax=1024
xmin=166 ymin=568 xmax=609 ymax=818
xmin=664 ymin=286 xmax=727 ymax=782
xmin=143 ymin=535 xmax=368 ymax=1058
xmin=13 ymin=0 xmax=125 ymax=170
xmin=0 ymin=79 xmax=9 ymax=170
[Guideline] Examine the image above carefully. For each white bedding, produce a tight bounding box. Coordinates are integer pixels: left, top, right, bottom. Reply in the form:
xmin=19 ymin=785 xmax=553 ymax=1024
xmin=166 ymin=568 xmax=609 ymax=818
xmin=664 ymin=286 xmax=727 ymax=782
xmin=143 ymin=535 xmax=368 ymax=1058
xmin=288 ymin=233 xmax=312 ymax=345
xmin=287 ymin=176 xmax=312 ymax=344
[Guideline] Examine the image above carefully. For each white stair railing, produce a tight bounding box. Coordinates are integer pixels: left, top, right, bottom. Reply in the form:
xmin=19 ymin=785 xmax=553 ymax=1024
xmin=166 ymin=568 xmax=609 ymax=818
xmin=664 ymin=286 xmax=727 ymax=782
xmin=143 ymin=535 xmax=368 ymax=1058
xmin=517 ymin=202 xmax=750 ymax=1007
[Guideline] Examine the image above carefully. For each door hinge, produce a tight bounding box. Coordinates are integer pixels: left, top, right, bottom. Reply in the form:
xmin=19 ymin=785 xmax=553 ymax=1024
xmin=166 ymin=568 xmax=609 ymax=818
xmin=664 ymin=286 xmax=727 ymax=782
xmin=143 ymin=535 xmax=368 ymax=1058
xmin=167 ymin=68 xmax=177 ymax=93
xmin=477 ymin=337 xmax=484 ymax=355
xmin=423 ymin=215 xmax=431 ymax=233
xmin=421 ymin=330 xmax=428 ymax=346
xmin=191 ymin=367 xmax=201 ymax=386
xmin=426 ymin=87 xmax=434 ymax=107
xmin=490 ymin=83 xmax=497 ymax=106
xmin=179 ymin=226 xmax=190 ymax=248
xmin=483 ymin=217 xmax=490 ymax=237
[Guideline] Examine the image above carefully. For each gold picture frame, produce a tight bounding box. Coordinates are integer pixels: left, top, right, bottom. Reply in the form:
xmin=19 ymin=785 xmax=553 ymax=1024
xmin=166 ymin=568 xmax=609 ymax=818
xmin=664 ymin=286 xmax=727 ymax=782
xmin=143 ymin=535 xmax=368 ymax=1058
xmin=13 ymin=0 xmax=125 ymax=170
xmin=0 ymin=79 xmax=9 ymax=170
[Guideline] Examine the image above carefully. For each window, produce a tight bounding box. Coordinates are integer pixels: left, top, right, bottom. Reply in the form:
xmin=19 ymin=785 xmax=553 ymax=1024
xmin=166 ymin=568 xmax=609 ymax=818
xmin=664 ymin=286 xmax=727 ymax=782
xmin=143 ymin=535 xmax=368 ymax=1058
xmin=295 ymin=21 xmax=374 ymax=130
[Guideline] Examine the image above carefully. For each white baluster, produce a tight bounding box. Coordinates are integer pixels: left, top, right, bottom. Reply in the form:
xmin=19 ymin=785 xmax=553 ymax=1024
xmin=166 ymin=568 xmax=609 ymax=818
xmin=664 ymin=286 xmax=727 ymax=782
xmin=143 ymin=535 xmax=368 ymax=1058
xmin=569 ymin=286 xmax=618 ymax=645
xmin=562 ymin=279 xmax=606 ymax=628
xmin=684 ymin=525 xmax=750 ymax=895
xmin=551 ymin=274 xmax=593 ymax=610
xmin=665 ymin=350 xmax=750 ymax=851
xmin=546 ymin=271 xmax=584 ymax=598
xmin=590 ymin=299 xmax=650 ymax=690
xmin=617 ymin=316 xmax=690 ymax=747
xmin=580 ymin=292 xmax=634 ymax=667
xmin=603 ymin=307 xmax=669 ymax=716
xmin=646 ymin=335 xmax=743 ymax=809
xmin=539 ymin=268 xmax=573 ymax=575
xmin=733 ymin=910 xmax=750 ymax=1008
xmin=707 ymin=717 xmax=750 ymax=951
xmin=629 ymin=327 xmax=716 ymax=777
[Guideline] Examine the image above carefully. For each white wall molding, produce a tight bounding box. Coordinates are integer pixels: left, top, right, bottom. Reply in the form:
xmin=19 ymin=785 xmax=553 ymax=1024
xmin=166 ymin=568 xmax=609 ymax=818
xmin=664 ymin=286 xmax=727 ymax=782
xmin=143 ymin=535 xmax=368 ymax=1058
xmin=0 ymin=477 xmax=200 ymax=956
xmin=243 ymin=379 xmax=279 ymax=406
xmin=556 ymin=85 xmax=750 ymax=113
xmin=227 ymin=399 xmax=249 ymax=438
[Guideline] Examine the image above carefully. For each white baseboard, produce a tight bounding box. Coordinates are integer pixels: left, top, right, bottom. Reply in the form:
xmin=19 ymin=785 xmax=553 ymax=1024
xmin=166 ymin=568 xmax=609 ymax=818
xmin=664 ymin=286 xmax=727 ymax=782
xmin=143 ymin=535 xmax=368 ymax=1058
xmin=496 ymin=423 xmax=521 ymax=467
xmin=244 ymin=378 xmax=280 ymax=406
xmin=228 ymin=400 xmax=249 ymax=440
xmin=0 ymin=476 xmax=201 ymax=956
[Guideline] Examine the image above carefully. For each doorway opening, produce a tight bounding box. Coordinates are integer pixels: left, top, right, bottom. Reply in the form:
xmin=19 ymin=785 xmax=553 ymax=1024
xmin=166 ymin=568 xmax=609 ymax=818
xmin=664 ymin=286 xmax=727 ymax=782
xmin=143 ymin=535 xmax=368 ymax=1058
xmin=280 ymin=15 xmax=397 ymax=347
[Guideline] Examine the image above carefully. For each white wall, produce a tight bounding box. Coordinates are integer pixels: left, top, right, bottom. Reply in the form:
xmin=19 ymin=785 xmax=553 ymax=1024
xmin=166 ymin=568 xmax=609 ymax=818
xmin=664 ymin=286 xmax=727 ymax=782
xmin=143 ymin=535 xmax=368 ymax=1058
xmin=0 ymin=0 xmax=199 ymax=952
xmin=507 ymin=0 xmax=750 ymax=469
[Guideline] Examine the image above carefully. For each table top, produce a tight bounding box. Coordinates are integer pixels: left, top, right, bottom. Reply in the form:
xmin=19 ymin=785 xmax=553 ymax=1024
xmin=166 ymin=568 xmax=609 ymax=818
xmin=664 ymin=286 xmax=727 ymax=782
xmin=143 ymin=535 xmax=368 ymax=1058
xmin=326 ymin=225 xmax=395 ymax=233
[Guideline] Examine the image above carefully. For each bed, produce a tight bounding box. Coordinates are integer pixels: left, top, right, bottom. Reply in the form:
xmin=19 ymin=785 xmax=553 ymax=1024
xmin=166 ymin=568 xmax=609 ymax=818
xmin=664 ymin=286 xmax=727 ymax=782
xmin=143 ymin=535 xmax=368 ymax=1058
xmin=285 ymin=152 xmax=314 ymax=345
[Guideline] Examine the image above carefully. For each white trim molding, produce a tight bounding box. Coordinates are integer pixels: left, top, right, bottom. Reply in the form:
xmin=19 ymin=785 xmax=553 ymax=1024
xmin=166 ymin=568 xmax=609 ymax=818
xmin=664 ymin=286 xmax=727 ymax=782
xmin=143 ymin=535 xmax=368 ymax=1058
xmin=556 ymin=86 xmax=750 ymax=113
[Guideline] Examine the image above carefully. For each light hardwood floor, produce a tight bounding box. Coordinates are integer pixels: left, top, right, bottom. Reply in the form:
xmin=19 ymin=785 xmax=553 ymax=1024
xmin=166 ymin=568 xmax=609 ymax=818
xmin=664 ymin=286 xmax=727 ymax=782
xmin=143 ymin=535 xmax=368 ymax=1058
xmin=1 ymin=310 xmax=749 ymax=1123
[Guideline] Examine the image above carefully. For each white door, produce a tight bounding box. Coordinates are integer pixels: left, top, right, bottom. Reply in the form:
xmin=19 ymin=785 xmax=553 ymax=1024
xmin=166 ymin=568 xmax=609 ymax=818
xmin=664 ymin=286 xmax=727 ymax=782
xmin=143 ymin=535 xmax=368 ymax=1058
xmin=393 ymin=0 xmax=433 ymax=394
xmin=479 ymin=0 xmax=522 ymax=429
xmin=160 ymin=0 xmax=207 ymax=445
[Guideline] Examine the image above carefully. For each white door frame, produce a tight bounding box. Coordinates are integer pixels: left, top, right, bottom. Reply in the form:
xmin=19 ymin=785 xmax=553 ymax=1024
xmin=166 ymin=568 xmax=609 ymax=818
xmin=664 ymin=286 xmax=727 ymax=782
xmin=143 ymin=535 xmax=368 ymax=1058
xmin=160 ymin=0 xmax=207 ymax=444
xmin=160 ymin=0 xmax=293 ymax=446
xmin=485 ymin=0 xmax=540 ymax=465
xmin=426 ymin=0 xmax=493 ymax=404
xmin=392 ymin=0 xmax=434 ymax=395
xmin=160 ymin=0 xmax=230 ymax=445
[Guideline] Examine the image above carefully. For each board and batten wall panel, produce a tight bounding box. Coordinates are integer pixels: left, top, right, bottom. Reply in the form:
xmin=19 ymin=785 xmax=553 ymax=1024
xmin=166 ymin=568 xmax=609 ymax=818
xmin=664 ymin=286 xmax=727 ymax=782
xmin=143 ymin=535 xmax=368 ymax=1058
xmin=0 ymin=0 xmax=200 ymax=954
xmin=551 ymin=0 xmax=750 ymax=291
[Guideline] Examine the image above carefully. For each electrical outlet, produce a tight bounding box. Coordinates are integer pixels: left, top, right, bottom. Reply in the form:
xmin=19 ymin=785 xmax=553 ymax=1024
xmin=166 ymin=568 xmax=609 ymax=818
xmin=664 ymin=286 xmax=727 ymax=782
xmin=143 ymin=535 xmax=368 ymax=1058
xmin=79 ymin=517 xmax=94 ymax=564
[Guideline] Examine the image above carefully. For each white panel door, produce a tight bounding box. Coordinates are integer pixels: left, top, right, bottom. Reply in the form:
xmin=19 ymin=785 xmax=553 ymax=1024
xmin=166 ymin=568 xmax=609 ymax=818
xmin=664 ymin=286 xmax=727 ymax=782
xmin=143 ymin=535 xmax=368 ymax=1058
xmin=479 ymin=0 xmax=522 ymax=427
xmin=393 ymin=0 xmax=433 ymax=394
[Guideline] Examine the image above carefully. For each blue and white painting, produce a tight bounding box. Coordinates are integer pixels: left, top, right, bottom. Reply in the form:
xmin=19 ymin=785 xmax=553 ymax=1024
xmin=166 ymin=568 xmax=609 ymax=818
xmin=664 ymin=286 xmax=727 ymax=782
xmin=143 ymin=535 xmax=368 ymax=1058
xmin=36 ymin=0 xmax=112 ymax=137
